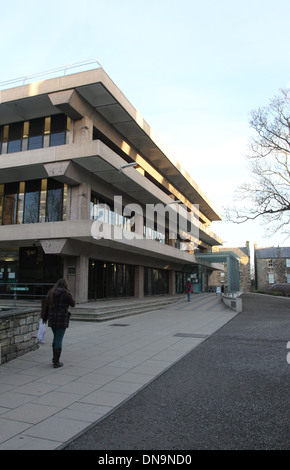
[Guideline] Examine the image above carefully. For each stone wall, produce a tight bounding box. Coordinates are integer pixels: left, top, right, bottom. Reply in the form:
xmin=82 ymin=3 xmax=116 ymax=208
xmin=0 ymin=308 xmax=40 ymax=364
xmin=256 ymin=258 xmax=288 ymax=290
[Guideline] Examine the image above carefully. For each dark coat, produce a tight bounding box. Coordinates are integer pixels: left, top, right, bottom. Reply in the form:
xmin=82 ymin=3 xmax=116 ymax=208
xmin=43 ymin=287 xmax=75 ymax=329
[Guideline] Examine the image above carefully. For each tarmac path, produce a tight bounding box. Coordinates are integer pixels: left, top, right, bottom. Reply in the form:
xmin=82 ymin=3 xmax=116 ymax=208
xmin=64 ymin=293 xmax=290 ymax=450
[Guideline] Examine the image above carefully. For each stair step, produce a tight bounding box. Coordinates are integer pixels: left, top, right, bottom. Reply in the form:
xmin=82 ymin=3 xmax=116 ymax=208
xmin=70 ymin=297 xmax=182 ymax=322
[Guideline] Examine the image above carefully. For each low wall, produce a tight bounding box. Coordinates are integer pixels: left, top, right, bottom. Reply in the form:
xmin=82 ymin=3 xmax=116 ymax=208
xmin=222 ymin=293 xmax=242 ymax=313
xmin=0 ymin=308 xmax=40 ymax=364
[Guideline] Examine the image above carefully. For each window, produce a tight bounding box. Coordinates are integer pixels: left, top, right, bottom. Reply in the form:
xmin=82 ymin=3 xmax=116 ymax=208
xmin=23 ymin=180 xmax=41 ymax=223
xmin=7 ymin=122 xmax=23 ymax=153
xmin=268 ymin=273 xmax=275 ymax=284
xmin=50 ymin=114 xmax=67 ymax=147
xmin=2 ymin=182 xmax=19 ymax=225
xmin=286 ymin=259 xmax=290 ymax=268
xmin=287 ymin=273 xmax=290 ymax=283
xmin=28 ymin=118 xmax=44 ymax=150
xmin=46 ymin=179 xmax=64 ymax=222
xmin=0 ymin=179 xmax=67 ymax=225
xmin=0 ymin=114 xmax=69 ymax=154
xmin=0 ymin=125 xmax=8 ymax=154
xmin=0 ymin=184 xmax=3 ymax=222
xmin=268 ymin=259 xmax=273 ymax=268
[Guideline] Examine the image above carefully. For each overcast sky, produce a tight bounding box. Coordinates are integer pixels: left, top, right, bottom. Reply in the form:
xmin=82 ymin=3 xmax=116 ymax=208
xmin=2 ymin=0 xmax=290 ymax=251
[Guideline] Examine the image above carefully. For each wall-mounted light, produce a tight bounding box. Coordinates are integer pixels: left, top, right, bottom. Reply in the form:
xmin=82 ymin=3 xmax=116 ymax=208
xmin=119 ymin=162 xmax=141 ymax=173
xmin=120 ymin=162 xmax=141 ymax=170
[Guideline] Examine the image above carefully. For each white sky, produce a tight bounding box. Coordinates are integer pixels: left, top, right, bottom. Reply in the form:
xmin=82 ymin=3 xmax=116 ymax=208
xmin=2 ymin=0 xmax=290 ymax=253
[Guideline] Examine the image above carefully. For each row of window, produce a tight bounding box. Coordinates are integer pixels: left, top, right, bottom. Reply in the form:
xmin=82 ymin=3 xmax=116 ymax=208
xmin=268 ymin=259 xmax=290 ymax=267
xmin=0 ymin=115 xmax=70 ymax=154
xmin=90 ymin=194 xmax=193 ymax=251
xmin=0 ymin=179 xmax=67 ymax=225
xmin=269 ymin=273 xmax=290 ymax=284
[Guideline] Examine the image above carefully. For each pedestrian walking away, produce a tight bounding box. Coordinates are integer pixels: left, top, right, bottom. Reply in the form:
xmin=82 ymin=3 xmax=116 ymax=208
xmin=42 ymin=278 xmax=75 ymax=368
xmin=185 ymin=278 xmax=193 ymax=302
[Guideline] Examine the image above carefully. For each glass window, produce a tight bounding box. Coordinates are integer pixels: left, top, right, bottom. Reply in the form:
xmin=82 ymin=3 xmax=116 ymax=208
xmin=0 ymin=179 xmax=67 ymax=225
xmin=50 ymin=114 xmax=67 ymax=147
xmin=18 ymin=182 xmax=25 ymax=224
xmin=268 ymin=273 xmax=274 ymax=284
xmin=46 ymin=179 xmax=63 ymax=222
xmin=7 ymin=122 xmax=23 ymax=153
xmin=286 ymin=259 xmax=290 ymax=268
xmin=2 ymin=182 xmax=19 ymax=225
xmin=28 ymin=118 xmax=44 ymax=150
xmin=63 ymin=184 xmax=67 ymax=221
xmin=24 ymin=180 xmax=41 ymax=224
xmin=0 ymin=184 xmax=4 ymax=222
xmin=144 ymin=267 xmax=169 ymax=295
xmin=50 ymin=114 xmax=67 ymax=133
xmin=50 ymin=132 xmax=66 ymax=147
xmin=39 ymin=179 xmax=47 ymax=222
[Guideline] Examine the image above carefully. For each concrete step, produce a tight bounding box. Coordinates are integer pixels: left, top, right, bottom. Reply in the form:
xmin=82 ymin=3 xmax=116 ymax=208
xmin=70 ymin=296 xmax=183 ymax=322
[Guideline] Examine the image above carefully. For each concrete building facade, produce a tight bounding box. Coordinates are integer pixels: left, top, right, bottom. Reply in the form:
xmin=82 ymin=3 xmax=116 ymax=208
xmin=0 ymin=66 xmax=224 ymax=303
xmin=254 ymin=245 xmax=290 ymax=290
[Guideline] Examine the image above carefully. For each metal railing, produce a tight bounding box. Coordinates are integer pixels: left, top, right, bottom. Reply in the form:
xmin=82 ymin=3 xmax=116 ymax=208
xmin=0 ymin=59 xmax=103 ymax=91
xmin=0 ymin=283 xmax=54 ymax=307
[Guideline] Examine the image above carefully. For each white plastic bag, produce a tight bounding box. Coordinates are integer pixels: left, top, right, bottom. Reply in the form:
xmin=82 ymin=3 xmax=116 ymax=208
xmin=37 ymin=319 xmax=46 ymax=343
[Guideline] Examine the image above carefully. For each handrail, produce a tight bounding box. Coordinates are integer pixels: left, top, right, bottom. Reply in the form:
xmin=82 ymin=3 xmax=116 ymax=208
xmin=0 ymin=59 xmax=103 ymax=91
xmin=0 ymin=282 xmax=54 ymax=306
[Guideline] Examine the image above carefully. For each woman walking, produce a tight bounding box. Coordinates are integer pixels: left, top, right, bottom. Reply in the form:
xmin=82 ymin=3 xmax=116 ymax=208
xmin=43 ymin=278 xmax=75 ymax=368
xmin=185 ymin=278 xmax=193 ymax=302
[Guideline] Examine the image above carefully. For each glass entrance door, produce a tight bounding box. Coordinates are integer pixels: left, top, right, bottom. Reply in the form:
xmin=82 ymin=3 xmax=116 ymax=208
xmin=0 ymin=260 xmax=18 ymax=299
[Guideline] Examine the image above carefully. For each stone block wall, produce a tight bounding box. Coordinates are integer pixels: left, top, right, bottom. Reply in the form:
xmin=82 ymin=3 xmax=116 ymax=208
xmin=0 ymin=308 xmax=40 ymax=364
xmin=256 ymin=258 xmax=288 ymax=290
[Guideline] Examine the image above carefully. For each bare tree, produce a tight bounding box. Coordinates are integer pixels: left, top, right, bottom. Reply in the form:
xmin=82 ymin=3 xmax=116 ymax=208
xmin=226 ymin=89 xmax=290 ymax=240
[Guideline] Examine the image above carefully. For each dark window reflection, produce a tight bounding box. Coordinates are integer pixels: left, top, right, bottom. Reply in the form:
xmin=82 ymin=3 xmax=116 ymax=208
xmin=24 ymin=180 xmax=41 ymax=224
xmin=50 ymin=114 xmax=67 ymax=147
xmin=2 ymin=182 xmax=19 ymax=225
xmin=28 ymin=118 xmax=44 ymax=150
xmin=7 ymin=122 xmax=22 ymax=153
xmin=1 ymin=115 xmax=68 ymax=154
xmin=46 ymin=179 xmax=63 ymax=222
xmin=88 ymin=260 xmax=134 ymax=299
xmin=0 ymin=178 xmax=66 ymax=225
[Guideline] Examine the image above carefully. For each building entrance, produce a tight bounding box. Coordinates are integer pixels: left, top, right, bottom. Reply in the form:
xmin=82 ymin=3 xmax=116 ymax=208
xmin=0 ymin=259 xmax=18 ymax=299
xmin=88 ymin=259 xmax=134 ymax=300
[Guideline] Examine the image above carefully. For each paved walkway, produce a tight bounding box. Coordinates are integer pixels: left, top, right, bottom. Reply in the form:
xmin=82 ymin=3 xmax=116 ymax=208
xmin=65 ymin=293 xmax=290 ymax=451
xmin=0 ymin=294 xmax=237 ymax=450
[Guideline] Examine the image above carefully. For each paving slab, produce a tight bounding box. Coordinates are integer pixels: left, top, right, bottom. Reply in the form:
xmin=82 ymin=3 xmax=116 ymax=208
xmin=0 ymin=293 xmax=237 ymax=450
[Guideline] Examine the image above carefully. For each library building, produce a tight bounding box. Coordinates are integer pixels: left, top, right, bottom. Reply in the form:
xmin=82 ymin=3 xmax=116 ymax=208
xmin=0 ymin=63 xmax=225 ymax=303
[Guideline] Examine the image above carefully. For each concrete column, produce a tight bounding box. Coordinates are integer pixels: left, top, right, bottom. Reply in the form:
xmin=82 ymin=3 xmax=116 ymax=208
xmin=63 ymin=256 xmax=77 ymax=301
xmin=73 ymin=115 xmax=93 ymax=143
xmin=168 ymin=270 xmax=176 ymax=295
xmin=134 ymin=265 xmax=144 ymax=298
xmin=76 ymin=255 xmax=89 ymax=303
xmin=70 ymin=182 xmax=91 ymax=220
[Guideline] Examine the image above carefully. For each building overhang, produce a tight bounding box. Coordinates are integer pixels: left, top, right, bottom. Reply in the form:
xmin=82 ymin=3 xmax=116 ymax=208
xmin=0 ymin=140 xmax=223 ymax=247
xmin=196 ymin=252 xmax=240 ymax=263
xmin=0 ymin=221 xmax=220 ymax=271
xmin=0 ymin=68 xmax=221 ymax=223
